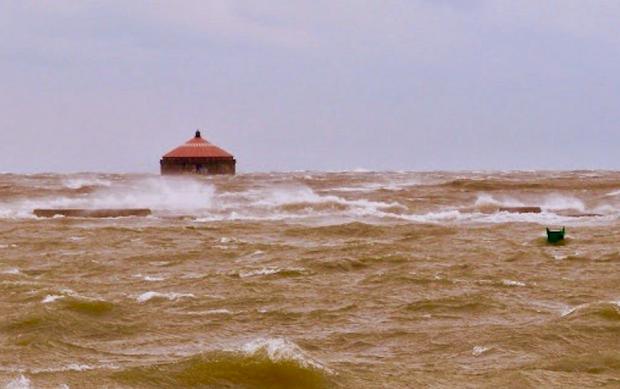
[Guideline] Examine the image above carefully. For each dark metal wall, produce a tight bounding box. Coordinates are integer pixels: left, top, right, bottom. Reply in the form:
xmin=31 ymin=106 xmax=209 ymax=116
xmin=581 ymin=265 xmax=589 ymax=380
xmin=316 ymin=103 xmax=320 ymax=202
xmin=160 ymin=158 xmax=236 ymax=175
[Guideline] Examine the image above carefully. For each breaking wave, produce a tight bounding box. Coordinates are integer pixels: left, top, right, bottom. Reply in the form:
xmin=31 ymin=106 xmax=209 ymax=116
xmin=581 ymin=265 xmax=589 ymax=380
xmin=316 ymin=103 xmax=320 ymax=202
xmin=560 ymin=300 xmax=620 ymax=321
xmin=62 ymin=176 xmax=113 ymax=190
xmin=0 ymin=177 xmax=214 ymax=218
xmin=1 ymin=172 xmax=620 ymax=225
xmin=3 ymin=170 xmax=620 ymax=387
xmin=4 ymin=375 xmax=33 ymax=389
xmin=113 ymin=338 xmax=333 ymax=388
xmin=136 ymin=291 xmax=195 ymax=303
xmin=474 ymin=193 xmax=586 ymax=212
xmin=543 ymin=351 xmax=620 ymax=374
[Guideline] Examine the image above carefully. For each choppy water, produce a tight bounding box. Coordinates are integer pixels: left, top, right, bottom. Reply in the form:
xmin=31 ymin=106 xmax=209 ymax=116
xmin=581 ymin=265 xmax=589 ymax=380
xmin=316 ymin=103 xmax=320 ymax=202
xmin=1 ymin=171 xmax=619 ymax=388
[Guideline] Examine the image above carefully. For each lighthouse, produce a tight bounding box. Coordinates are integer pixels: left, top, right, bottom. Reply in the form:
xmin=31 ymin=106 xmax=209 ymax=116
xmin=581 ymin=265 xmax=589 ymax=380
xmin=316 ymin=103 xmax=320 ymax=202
xmin=160 ymin=130 xmax=236 ymax=175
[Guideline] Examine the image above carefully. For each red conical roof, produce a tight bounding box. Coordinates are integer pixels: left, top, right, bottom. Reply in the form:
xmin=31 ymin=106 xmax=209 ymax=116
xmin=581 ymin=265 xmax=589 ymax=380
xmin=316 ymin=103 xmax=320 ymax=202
xmin=163 ymin=131 xmax=234 ymax=159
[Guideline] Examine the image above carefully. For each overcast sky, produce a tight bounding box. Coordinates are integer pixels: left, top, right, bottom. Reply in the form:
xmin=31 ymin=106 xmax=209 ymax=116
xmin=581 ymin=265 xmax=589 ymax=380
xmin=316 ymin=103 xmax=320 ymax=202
xmin=1 ymin=1 xmax=619 ymax=173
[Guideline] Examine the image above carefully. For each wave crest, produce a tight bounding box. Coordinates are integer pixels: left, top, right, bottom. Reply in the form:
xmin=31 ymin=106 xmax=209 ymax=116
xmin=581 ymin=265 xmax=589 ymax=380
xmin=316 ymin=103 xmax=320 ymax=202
xmin=114 ymin=338 xmax=332 ymax=388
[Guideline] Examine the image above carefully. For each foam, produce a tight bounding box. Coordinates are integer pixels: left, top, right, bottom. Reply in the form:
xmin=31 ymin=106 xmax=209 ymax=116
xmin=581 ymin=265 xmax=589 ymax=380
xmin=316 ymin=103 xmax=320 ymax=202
xmin=1 ymin=177 xmax=215 ymax=218
xmin=397 ymin=209 xmax=574 ymax=225
xmin=56 ymin=288 xmax=101 ymax=301
xmin=136 ymin=291 xmax=195 ymax=303
xmin=501 ymin=279 xmax=526 ymax=287
xmin=143 ymin=275 xmax=166 ymax=282
xmin=26 ymin=364 xmax=94 ymax=374
xmin=241 ymin=185 xmax=403 ymax=211
xmin=475 ymin=193 xmax=586 ymax=212
xmin=239 ymin=338 xmax=332 ymax=373
xmin=195 ymin=184 xmax=406 ymax=223
xmin=539 ymin=194 xmax=585 ymax=212
xmin=475 ymin=194 xmax=524 ymax=208
xmin=4 ymin=375 xmax=32 ymax=389
xmin=560 ymin=304 xmax=578 ymax=317
xmin=205 ymin=309 xmax=233 ymax=315
xmin=238 ymin=268 xmax=281 ymax=278
xmin=133 ymin=274 xmax=166 ymax=282
xmin=333 ymin=178 xmax=422 ymax=193
xmin=2 ymin=173 xmax=620 ymax=226
xmin=472 ymin=346 xmax=490 ymax=356
xmin=63 ymin=177 xmax=112 ymax=189
xmin=42 ymin=295 xmax=64 ymax=304
xmin=4 ymin=178 xmax=396 ymax=222
xmin=238 ymin=267 xmax=305 ymax=278
xmin=559 ymin=300 xmax=620 ymax=318
xmin=605 ymin=189 xmax=620 ymax=197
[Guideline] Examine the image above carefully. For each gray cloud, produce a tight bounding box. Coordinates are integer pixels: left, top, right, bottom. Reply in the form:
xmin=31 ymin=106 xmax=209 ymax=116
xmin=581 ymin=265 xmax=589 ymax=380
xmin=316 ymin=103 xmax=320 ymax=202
xmin=1 ymin=1 xmax=619 ymax=172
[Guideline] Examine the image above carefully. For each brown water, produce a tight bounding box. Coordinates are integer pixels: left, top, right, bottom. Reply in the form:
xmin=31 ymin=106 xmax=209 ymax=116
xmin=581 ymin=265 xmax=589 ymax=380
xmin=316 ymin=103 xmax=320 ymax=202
xmin=1 ymin=171 xmax=619 ymax=388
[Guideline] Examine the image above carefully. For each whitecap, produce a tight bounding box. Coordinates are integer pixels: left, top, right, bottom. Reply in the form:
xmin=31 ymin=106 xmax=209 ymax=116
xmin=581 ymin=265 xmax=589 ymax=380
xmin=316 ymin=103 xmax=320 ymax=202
xmin=2 ymin=177 xmax=215 ymax=219
xmin=239 ymin=268 xmax=280 ymax=278
xmin=63 ymin=177 xmax=112 ymax=189
xmin=0 ymin=244 xmax=18 ymax=249
xmin=540 ymin=194 xmax=585 ymax=212
xmin=28 ymin=363 xmax=93 ymax=373
xmin=560 ymin=304 xmax=584 ymax=317
xmin=561 ymin=300 xmax=620 ymax=317
xmin=502 ymin=279 xmax=526 ymax=287
xmin=5 ymin=375 xmax=32 ymax=389
xmin=472 ymin=346 xmax=490 ymax=356
xmin=61 ymin=364 xmax=91 ymax=372
xmin=246 ymin=250 xmax=265 ymax=259
xmin=552 ymin=253 xmax=567 ymax=261
xmin=556 ymin=305 xmax=572 ymax=316
xmin=133 ymin=274 xmax=166 ymax=282
xmin=136 ymin=291 xmax=194 ymax=303
xmin=2 ymin=268 xmax=21 ymax=275
xmin=474 ymin=193 xmax=587 ymax=215
xmin=240 ymin=338 xmax=332 ymax=373
xmin=57 ymin=289 xmax=102 ymax=301
xmin=605 ymin=189 xmax=620 ymax=197
xmin=333 ymin=180 xmax=418 ymax=193
xmin=42 ymin=295 xmax=64 ymax=304
xmin=475 ymin=193 xmax=523 ymax=208
xmin=180 ymin=273 xmax=204 ymax=280
xmin=205 ymin=309 xmax=233 ymax=315
xmin=143 ymin=275 xmax=165 ymax=282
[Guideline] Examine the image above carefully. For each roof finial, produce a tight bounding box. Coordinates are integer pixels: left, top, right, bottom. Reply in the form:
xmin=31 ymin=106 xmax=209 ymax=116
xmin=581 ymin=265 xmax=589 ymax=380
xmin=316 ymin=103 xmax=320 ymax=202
xmin=195 ymin=130 xmax=201 ymax=138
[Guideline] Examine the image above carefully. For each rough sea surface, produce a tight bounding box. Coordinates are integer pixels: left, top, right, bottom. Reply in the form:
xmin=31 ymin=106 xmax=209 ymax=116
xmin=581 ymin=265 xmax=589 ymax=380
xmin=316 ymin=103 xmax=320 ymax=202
xmin=1 ymin=171 xmax=619 ymax=388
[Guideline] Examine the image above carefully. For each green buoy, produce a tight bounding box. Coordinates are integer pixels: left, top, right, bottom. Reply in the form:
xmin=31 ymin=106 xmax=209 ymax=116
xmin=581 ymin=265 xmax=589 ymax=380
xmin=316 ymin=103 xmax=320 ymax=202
xmin=546 ymin=227 xmax=565 ymax=243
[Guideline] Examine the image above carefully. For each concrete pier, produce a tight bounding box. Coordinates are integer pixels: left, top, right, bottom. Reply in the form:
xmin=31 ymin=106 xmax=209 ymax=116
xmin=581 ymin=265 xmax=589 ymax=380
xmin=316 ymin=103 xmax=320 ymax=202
xmin=34 ymin=209 xmax=152 ymax=218
xmin=498 ymin=207 xmax=542 ymax=214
